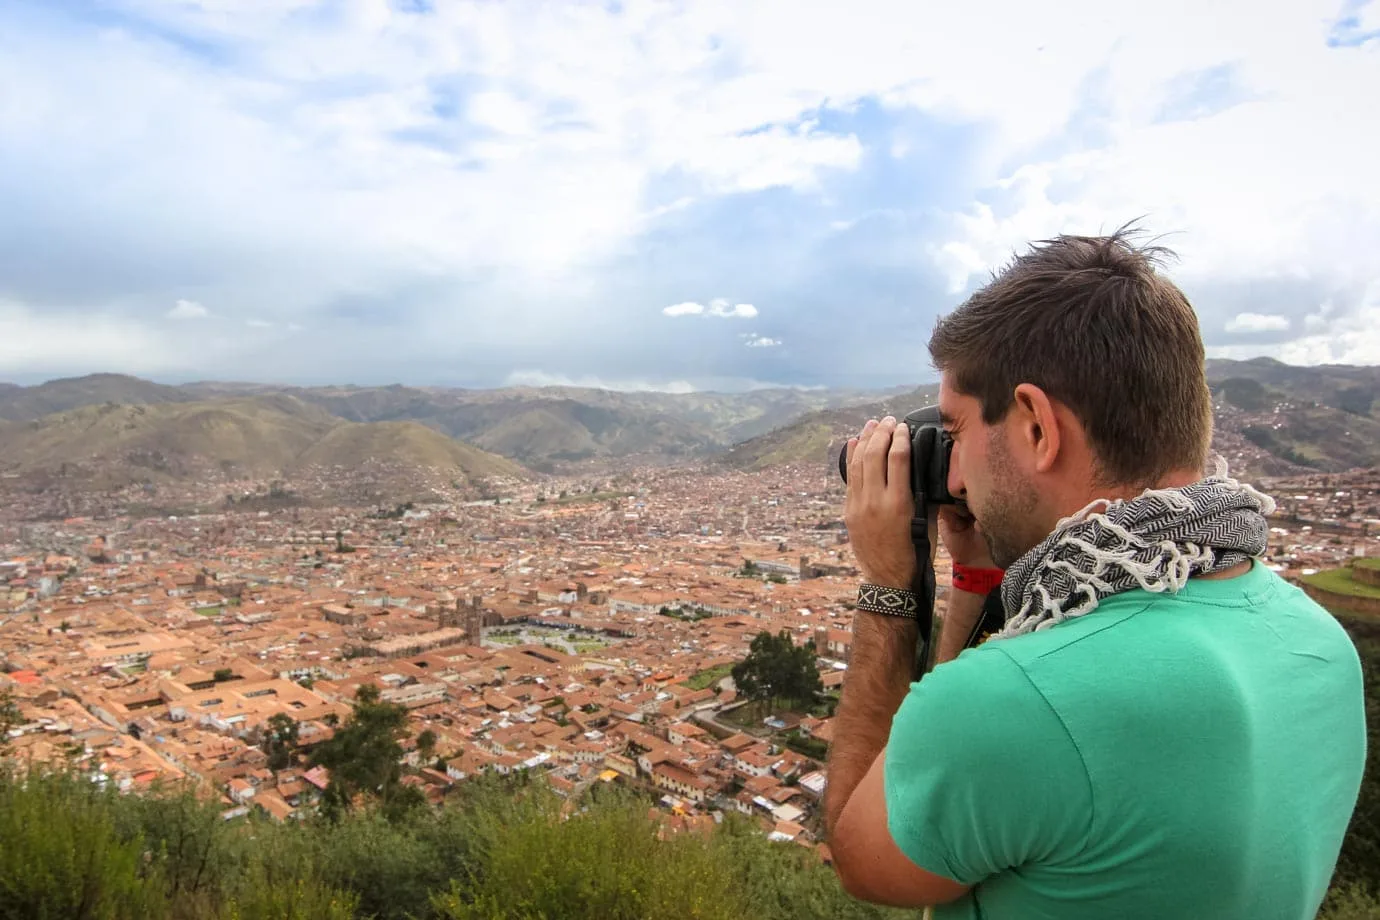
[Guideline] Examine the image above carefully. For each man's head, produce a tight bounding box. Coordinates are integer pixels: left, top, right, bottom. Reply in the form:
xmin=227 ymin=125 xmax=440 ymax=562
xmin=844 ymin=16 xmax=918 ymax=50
xmin=929 ymin=226 xmax=1213 ymax=568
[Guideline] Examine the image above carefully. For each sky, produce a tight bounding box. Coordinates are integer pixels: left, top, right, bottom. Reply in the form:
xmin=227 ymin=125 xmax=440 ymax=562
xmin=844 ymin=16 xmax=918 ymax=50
xmin=1 ymin=0 xmax=1377 ymax=393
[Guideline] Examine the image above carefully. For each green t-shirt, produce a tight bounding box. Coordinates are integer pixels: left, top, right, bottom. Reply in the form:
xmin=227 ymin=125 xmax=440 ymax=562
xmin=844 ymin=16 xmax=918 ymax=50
xmin=885 ymin=561 xmax=1366 ymax=920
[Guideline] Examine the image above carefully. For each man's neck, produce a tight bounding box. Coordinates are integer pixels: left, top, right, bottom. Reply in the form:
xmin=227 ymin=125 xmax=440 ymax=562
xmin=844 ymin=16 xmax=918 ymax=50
xmin=1081 ymin=466 xmax=1255 ymax=582
xmin=1071 ymin=466 xmax=1204 ymax=508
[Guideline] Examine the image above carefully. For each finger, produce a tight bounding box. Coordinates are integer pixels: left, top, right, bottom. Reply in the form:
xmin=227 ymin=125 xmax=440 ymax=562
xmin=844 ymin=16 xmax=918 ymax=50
xmin=939 ymin=503 xmax=974 ymax=530
xmin=886 ymin=422 xmax=909 ymax=492
xmin=937 ymin=504 xmax=966 ymax=529
xmin=864 ymin=416 xmax=896 ymax=488
xmin=850 ymin=420 xmax=877 ymax=488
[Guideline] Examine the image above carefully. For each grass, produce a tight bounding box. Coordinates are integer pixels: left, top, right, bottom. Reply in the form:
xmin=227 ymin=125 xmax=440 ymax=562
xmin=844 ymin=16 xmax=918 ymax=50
xmin=1353 ymin=557 xmax=1380 ymax=572
xmin=1302 ymin=567 xmax=1380 ymax=600
xmin=683 ymin=664 xmax=734 ymax=691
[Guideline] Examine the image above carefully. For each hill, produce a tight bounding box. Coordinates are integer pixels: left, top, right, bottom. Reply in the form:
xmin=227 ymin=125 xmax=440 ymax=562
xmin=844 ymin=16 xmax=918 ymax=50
xmin=1205 ymin=358 xmax=1380 ymax=474
xmin=726 ymin=360 xmax=1380 ymax=477
xmin=0 ymin=373 xmax=190 ymax=421
xmin=297 ymin=420 xmax=523 ymax=480
xmin=3 ymin=361 xmax=1377 ymax=474
xmin=3 ymin=376 xmax=890 ymax=468
xmin=269 ymin=384 xmax=885 ymax=468
xmin=722 ymin=386 xmax=941 ymax=471
xmin=0 ymin=395 xmax=523 ymax=491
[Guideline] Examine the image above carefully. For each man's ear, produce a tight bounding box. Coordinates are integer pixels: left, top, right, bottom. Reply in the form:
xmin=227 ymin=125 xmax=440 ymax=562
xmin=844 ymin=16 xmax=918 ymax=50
xmin=1011 ymin=384 xmax=1061 ymax=474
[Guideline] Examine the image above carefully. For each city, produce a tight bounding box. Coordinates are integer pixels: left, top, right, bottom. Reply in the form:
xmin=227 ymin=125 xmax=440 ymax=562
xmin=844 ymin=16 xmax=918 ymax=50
xmin=3 ymin=459 xmax=1376 ymax=860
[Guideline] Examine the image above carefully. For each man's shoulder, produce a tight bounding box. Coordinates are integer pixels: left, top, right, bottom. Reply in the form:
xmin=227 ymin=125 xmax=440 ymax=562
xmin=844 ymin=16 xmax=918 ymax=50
xmin=898 ymin=642 xmax=1080 ymax=760
xmin=990 ymin=561 xmax=1339 ymax=664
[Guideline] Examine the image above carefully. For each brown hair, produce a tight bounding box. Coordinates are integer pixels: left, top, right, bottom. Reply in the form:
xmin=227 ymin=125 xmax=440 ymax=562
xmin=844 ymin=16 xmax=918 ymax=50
xmin=927 ymin=225 xmax=1213 ymax=486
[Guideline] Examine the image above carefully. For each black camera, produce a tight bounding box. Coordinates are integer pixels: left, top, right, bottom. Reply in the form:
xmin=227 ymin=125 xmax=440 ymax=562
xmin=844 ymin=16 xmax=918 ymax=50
xmin=837 ymin=405 xmax=956 ymax=505
xmin=836 ymin=405 xmax=1004 ymax=677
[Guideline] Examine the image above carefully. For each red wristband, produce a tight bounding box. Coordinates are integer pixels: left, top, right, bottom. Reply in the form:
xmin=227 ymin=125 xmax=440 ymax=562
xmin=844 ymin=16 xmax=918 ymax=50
xmin=952 ymin=564 xmax=1004 ymax=595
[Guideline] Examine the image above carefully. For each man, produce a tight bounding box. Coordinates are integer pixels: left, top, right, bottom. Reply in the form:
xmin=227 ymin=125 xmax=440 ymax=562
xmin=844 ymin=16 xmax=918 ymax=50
xmin=824 ymin=229 xmax=1367 ymax=919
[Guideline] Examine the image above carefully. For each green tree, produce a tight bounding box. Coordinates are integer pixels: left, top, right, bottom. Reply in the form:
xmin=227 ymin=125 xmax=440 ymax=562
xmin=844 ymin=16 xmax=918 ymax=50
xmin=213 ymin=668 xmax=234 ymax=683
xmin=310 ymin=684 xmax=411 ymax=819
xmin=416 ymin=729 xmax=438 ymax=766
xmin=731 ymin=630 xmax=823 ymax=715
xmin=1335 ymin=386 xmax=1375 ymax=417
xmin=263 ymin=713 xmax=300 ymax=773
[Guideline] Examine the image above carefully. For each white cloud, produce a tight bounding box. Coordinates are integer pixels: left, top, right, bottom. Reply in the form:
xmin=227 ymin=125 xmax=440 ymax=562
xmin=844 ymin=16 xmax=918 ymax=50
xmin=923 ymin=1 xmax=1380 ymax=313
xmin=1225 ymin=312 xmax=1290 ymax=333
xmin=167 ymin=299 xmax=210 ymax=320
xmin=0 ymin=302 xmax=158 ymax=374
xmin=743 ymin=334 xmax=781 ymax=348
xmin=3 ymin=0 xmax=1379 ymax=380
xmin=504 ymin=369 xmax=697 ymax=393
xmin=709 ymin=299 xmax=758 ymax=318
xmin=662 ymin=302 xmax=705 ymax=317
xmin=246 ymin=318 xmax=274 ymax=328
xmin=663 ymin=299 xmax=758 ymax=318
xmin=1208 ymin=283 xmax=1380 ymax=365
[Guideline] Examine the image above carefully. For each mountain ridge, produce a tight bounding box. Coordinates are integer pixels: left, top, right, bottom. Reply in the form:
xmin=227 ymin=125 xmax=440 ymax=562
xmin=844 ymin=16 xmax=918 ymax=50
xmin=1 ymin=360 xmax=1377 ymax=478
xmin=0 ymin=374 xmax=895 ymax=468
xmin=725 ymin=359 xmax=1380 ymax=477
xmin=0 ymin=395 xmax=524 ymax=492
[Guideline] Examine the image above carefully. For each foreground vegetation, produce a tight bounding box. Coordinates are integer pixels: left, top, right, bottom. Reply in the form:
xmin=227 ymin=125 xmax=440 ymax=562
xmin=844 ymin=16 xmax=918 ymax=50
xmin=0 ymin=767 xmax=919 ymax=920
xmin=1 ymin=753 xmax=1374 ymax=919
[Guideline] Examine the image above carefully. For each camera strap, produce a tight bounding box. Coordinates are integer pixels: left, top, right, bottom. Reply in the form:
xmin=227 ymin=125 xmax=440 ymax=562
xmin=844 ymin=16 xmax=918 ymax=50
xmin=909 ymin=514 xmax=937 ymax=680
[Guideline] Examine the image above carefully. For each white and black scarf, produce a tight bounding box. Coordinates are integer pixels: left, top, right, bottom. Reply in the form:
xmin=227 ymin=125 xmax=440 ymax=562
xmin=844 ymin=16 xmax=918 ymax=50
xmin=999 ymin=459 xmax=1278 ymax=638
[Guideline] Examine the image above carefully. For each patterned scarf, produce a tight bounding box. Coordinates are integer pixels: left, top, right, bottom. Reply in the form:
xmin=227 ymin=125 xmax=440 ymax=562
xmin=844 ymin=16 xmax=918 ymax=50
xmin=998 ymin=458 xmax=1277 ymax=638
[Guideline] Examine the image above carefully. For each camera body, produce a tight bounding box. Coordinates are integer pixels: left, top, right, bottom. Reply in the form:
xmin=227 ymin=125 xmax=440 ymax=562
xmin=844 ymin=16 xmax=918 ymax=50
xmin=836 ymin=404 xmax=1006 ymax=677
xmin=837 ymin=405 xmax=956 ymax=505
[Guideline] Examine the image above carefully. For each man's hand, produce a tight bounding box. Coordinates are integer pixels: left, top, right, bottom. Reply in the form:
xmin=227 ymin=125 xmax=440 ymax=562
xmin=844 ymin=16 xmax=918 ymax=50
xmin=844 ymin=416 xmax=919 ymax=590
xmin=937 ymin=503 xmax=995 ymax=569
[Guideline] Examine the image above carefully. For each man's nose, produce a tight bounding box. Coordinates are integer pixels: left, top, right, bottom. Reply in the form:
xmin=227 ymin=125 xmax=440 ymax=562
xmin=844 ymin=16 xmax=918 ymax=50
xmin=947 ymin=457 xmax=965 ymax=500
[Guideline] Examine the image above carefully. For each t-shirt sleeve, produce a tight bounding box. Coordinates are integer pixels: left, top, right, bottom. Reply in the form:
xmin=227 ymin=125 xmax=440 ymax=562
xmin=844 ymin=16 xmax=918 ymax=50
xmin=884 ymin=646 xmax=1092 ymax=885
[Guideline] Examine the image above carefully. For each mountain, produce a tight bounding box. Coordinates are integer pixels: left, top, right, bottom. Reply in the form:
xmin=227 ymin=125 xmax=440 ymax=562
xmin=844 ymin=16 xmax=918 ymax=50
xmin=0 ymin=373 xmax=190 ymax=421
xmin=268 ymin=384 xmax=887 ymax=466
xmin=1205 ymin=358 xmax=1380 ymax=474
xmin=3 ymin=362 xmax=1377 ymax=476
xmin=296 ymin=420 xmax=523 ymax=480
xmin=722 ymin=386 xmax=941 ymax=471
xmin=727 ymin=360 xmax=1380 ymax=478
xmin=0 ymin=395 xmax=523 ymax=491
xmin=1 ymin=376 xmax=889 ymax=468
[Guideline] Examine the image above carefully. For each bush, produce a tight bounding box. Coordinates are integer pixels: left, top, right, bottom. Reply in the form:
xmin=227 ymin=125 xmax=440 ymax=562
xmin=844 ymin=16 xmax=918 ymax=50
xmin=2 ymin=757 xmax=1370 ymax=919
xmin=0 ymin=768 xmax=166 ymax=920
